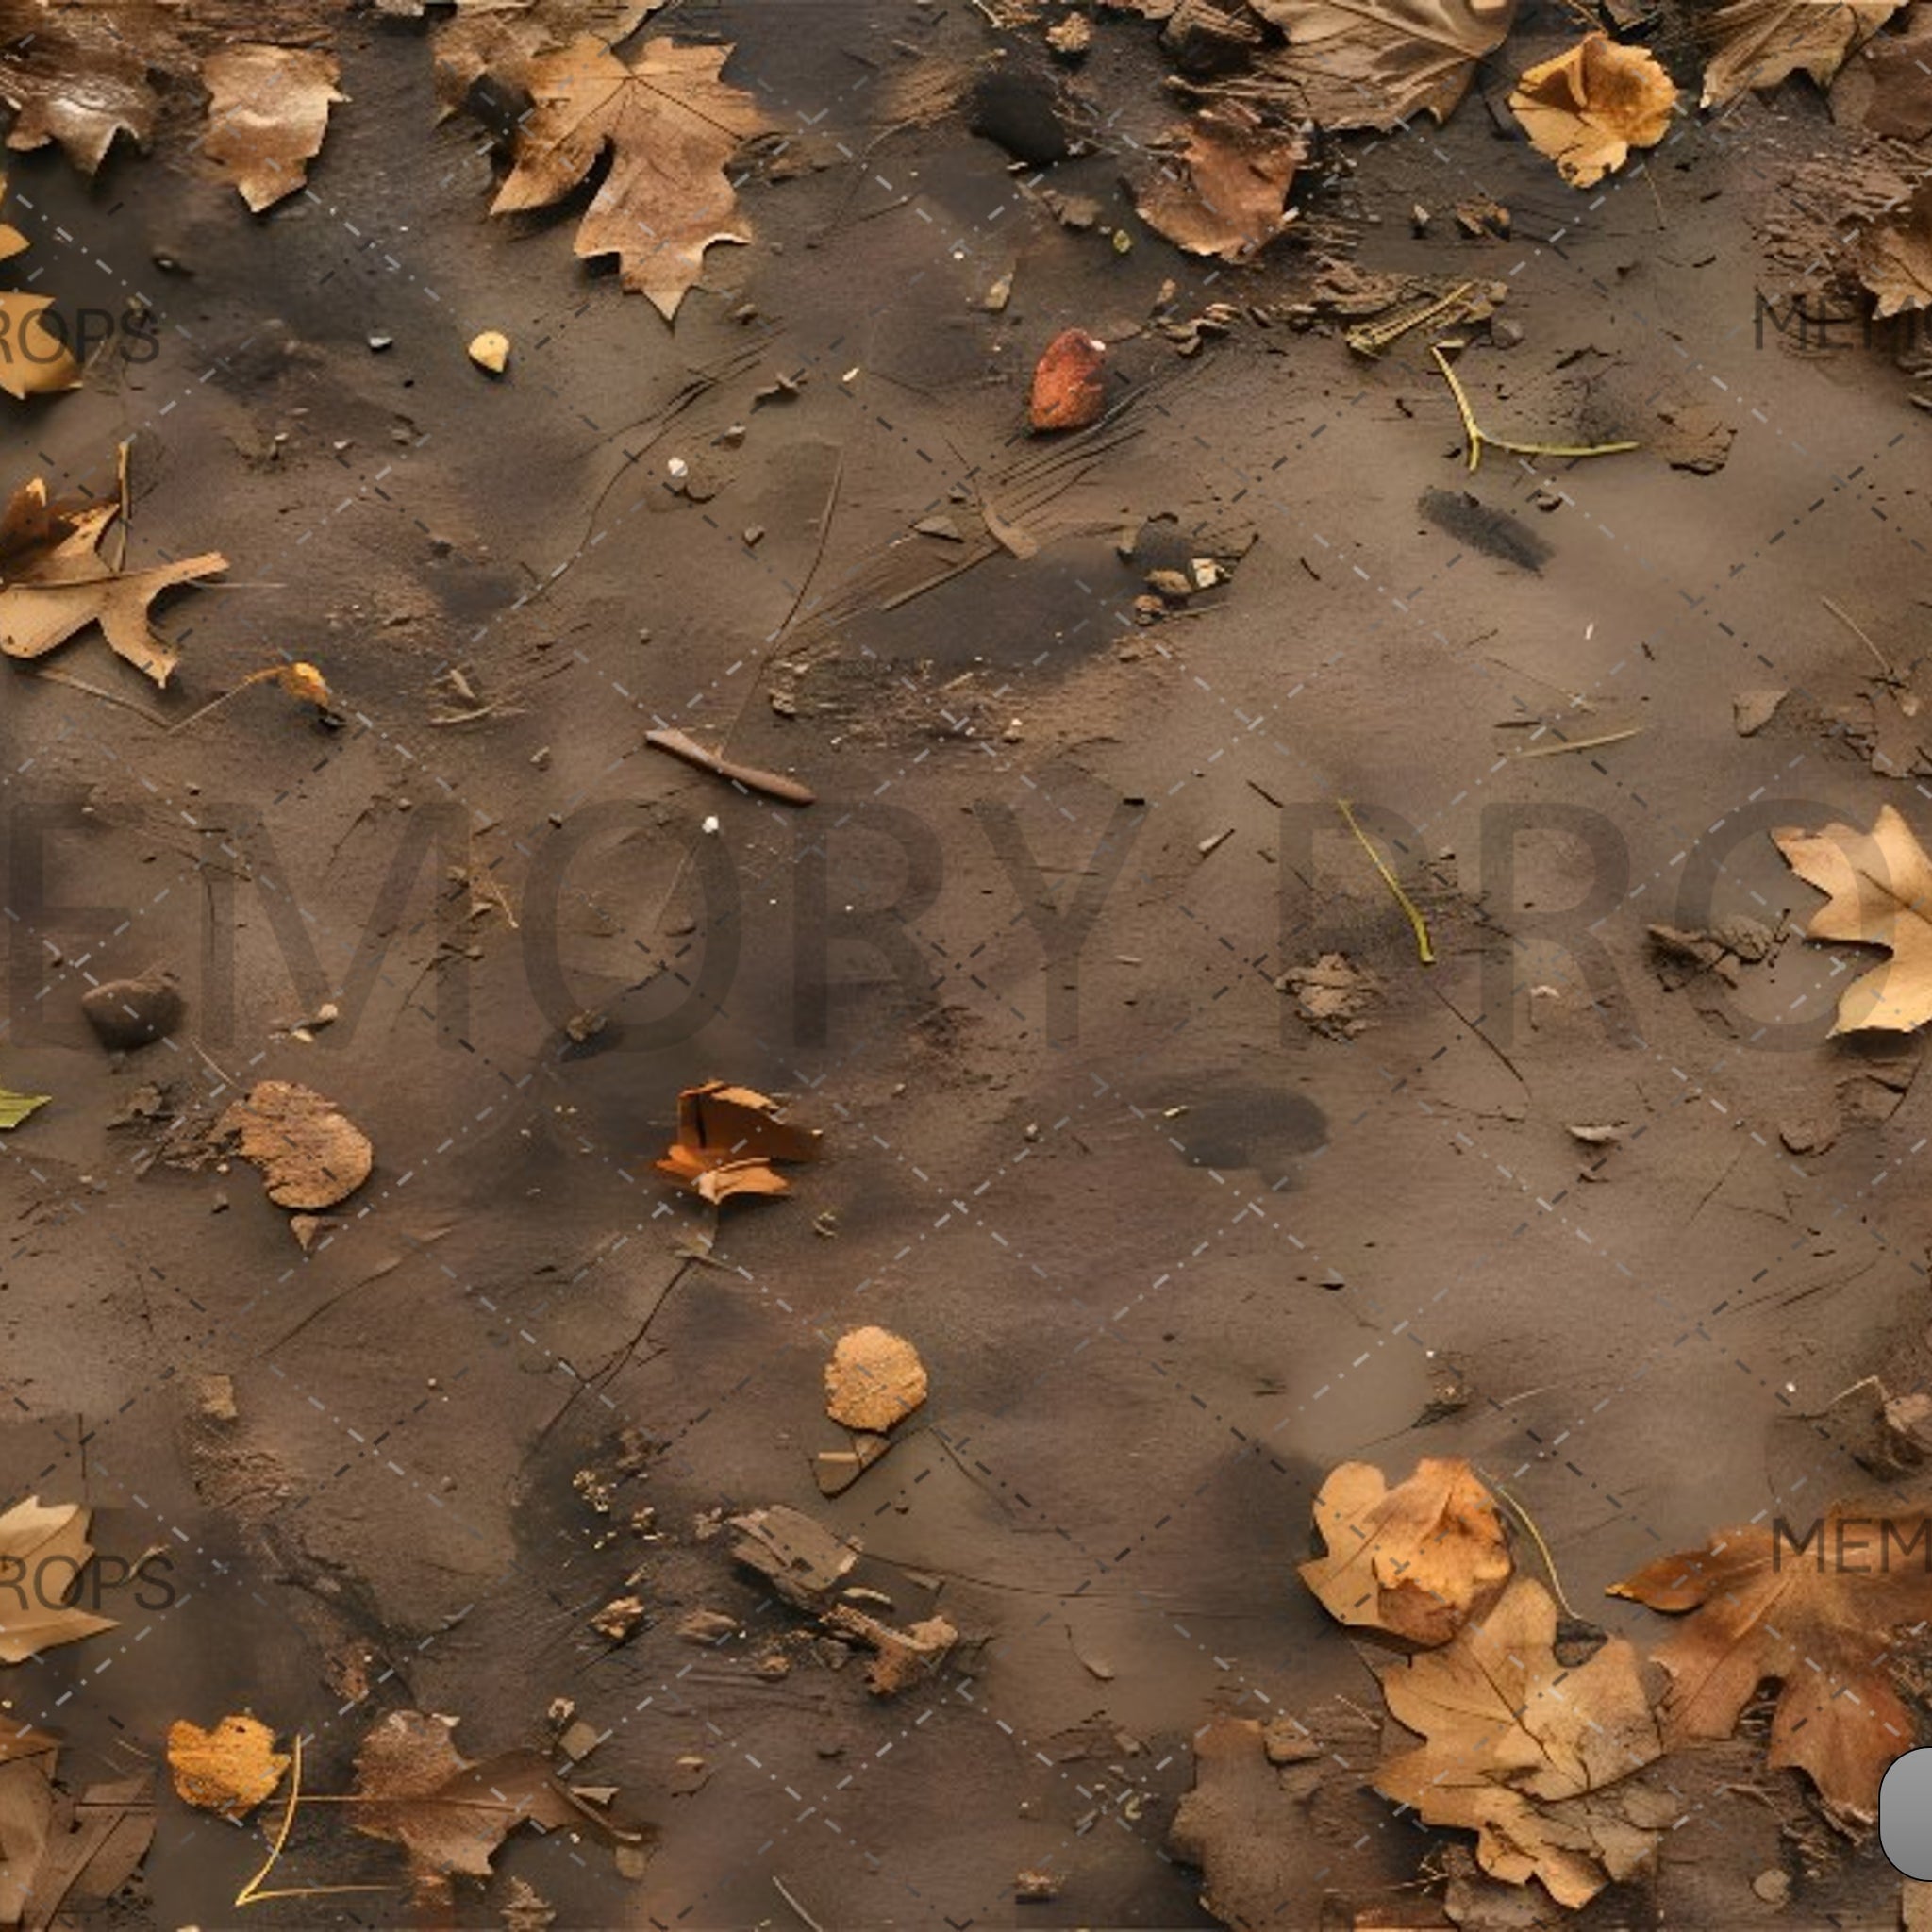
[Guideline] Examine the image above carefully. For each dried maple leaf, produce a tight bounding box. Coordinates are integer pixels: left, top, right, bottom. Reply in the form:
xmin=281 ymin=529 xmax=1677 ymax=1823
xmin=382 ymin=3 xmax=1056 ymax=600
xmin=0 ymin=465 xmax=225 ymax=684
xmin=1242 ymin=0 xmax=1516 ymax=131
xmin=353 ymin=1710 xmax=619 ymax=1900
xmin=0 ymin=0 xmax=168 ymax=174
xmin=430 ymin=0 xmax=664 ymax=121
xmin=220 ymin=1080 xmax=374 ymax=1210
xmin=825 ymin=1326 xmax=928 ymax=1431
xmin=1509 ymin=34 xmax=1676 ymax=188
xmin=1612 ymin=1507 xmax=1932 ymax=1821
xmin=1858 ymin=178 xmax=1932 ymax=318
xmin=1773 ymin=804 xmax=1932 ymax=1031
xmin=203 ymin=45 xmax=344 ymax=211
xmin=0 ymin=175 xmax=78 ymax=399
xmin=1299 ymin=1457 xmax=1512 ymax=1647
xmin=489 ymin=35 xmax=770 ymax=322
xmin=655 ymin=1080 xmax=818 ymax=1204
xmin=166 ymin=1715 xmax=289 ymax=1821
xmin=1374 ymin=1576 xmax=1669 ymax=1907
xmin=0 ymin=1497 xmax=116 ymax=1664
xmin=1135 ymin=105 xmax=1304 ymax=260
xmin=1699 ymin=0 xmax=1903 ymax=105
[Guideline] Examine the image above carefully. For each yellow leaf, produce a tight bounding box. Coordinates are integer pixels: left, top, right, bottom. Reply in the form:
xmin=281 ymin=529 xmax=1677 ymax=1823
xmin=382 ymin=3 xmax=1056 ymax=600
xmin=167 ymin=1715 xmax=290 ymax=1821
xmin=1509 ymin=35 xmax=1676 ymax=189
xmin=277 ymin=660 xmax=331 ymax=707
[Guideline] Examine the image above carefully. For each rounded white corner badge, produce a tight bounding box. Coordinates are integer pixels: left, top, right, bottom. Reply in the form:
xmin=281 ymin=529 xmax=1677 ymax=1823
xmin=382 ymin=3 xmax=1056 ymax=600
xmin=1883 ymin=1749 xmax=1932 ymax=1879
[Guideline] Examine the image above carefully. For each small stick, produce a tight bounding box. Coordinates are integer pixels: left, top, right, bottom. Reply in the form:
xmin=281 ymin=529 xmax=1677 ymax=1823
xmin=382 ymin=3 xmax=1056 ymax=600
xmin=774 ymin=1875 xmax=827 ymax=1932
xmin=1823 ymin=594 xmax=1896 ymax=681
xmin=1513 ymin=726 xmax=1642 ymax=759
xmin=29 ymin=667 xmax=166 ymax=726
xmin=1491 ymin=1480 xmax=1578 ymax=1620
xmin=645 ymin=726 xmax=815 ymax=807
xmin=1430 ymin=345 xmax=1639 ymax=475
xmin=1336 ymin=799 xmax=1435 ymax=966
xmin=112 ymin=437 xmax=131 ymax=573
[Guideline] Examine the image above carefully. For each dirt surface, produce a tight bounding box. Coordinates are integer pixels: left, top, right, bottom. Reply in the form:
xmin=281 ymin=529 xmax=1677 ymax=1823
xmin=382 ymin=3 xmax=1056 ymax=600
xmin=5 ymin=0 xmax=1932 ymax=1926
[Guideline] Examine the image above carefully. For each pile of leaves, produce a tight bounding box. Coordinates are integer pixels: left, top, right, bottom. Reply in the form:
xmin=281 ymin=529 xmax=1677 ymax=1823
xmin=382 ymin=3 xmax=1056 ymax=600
xmin=1174 ymin=1454 xmax=1932 ymax=1918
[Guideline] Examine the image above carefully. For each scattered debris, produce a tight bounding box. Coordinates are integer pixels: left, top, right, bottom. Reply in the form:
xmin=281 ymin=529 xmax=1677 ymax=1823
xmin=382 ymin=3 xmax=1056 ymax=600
xmin=1276 ymin=954 xmax=1380 ymax=1039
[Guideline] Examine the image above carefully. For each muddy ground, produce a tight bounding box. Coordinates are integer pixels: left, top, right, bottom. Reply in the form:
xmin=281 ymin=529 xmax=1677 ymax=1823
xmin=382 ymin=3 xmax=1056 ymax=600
xmin=4 ymin=0 xmax=1932 ymax=1925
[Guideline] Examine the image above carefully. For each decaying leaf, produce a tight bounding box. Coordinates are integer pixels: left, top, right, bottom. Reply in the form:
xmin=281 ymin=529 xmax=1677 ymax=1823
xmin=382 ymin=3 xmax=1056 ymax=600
xmin=1858 ymin=179 xmax=1932 ymax=318
xmin=353 ymin=1710 xmax=625 ymax=1899
xmin=1029 ymin=327 xmax=1106 ymax=431
xmin=1612 ymin=1507 xmax=1932 ymax=1821
xmin=1243 ymin=0 xmax=1517 ymax=131
xmin=1772 ymin=804 xmax=1932 ymax=1032
xmin=825 ymin=1326 xmax=928 ymax=1431
xmin=432 ymin=0 xmax=664 ymax=120
xmin=0 ymin=175 xmax=79 ymax=399
xmin=1509 ymin=35 xmax=1676 ymax=188
xmin=655 ymin=1080 xmax=820 ymax=1205
xmin=0 ymin=1741 xmax=153 ymax=1931
xmin=0 ymin=1085 xmax=47 ymax=1129
xmin=0 ymin=1 xmax=166 ymax=174
xmin=0 ymin=1497 xmax=116 ymax=1664
xmin=0 ymin=467 xmax=225 ymax=685
xmin=1698 ymin=0 xmax=1902 ymax=106
xmin=489 ymin=36 xmax=771 ymax=322
xmin=166 ymin=1715 xmax=289 ymax=1821
xmin=220 ymin=1079 xmax=374 ymax=1210
xmin=1299 ymin=1457 xmax=1512 ymax=1647
xmin=1834 ymin=7 xmax=1932 ymax=140
xmin=1374 ymin=1576 xmax=1668 ymax=1907
xmin=1135 ymin=105 xmax=1303 ymax=260
xmin=202 ymin=45 xmax=344 ymax=212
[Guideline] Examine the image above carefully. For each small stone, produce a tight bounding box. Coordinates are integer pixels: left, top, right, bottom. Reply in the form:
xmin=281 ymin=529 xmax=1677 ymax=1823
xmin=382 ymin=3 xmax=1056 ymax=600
xmin=368 ymin=332 xmax=393 ymax=352
xmin=196 ymin=1374 xmax=238 ymax=1423
xmin=81 ymin=970 xmax=183 ymax=1050
xmin=1733 ymin=689 xmax=1787 ymax=736
xmin=591 ymin=1595 xmax=645 ymax=1643
xmin=1261 ymin=1717 xmax=1320 ymax=1764
xmin=467 ymin=329 xmax=510 ymax=374
xmin=1044 ymin=13 xmax=1091 ymax=57
xmin=677 ymin=1608 xmax=741 ymax=1644
xmin=1751 ymin=1869 xmax=1790 ymax=1907
xmin=913 ymin=514 xmax=963 ymax=542
xmin=742 ymin=525 xmax=764 ymax=547
xmin=557 ymin=1718 xmax=601 ymax=1761
xmin=1015 ymin=1869 xmax=1061 ymax=1902
xmin=1491 ymin=317 xmax=1524 ymax=348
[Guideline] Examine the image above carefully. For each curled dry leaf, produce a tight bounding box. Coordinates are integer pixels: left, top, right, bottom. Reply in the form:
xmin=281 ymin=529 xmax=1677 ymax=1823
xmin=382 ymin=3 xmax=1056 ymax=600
xmin=0 ymin=175 xmax=80 ymax=399
xmin=1509 ymin=35 xmax=1676 ymax=189
xmin=220 ymin=1079 xmax=374 ymax=1210
xmin=490 ymin=36 xmax=770 ymax=322
xmin=1374 ymin=1576 xmax=1668 ymax=1907
xmin=0 ymin=467 xmax=225 ymax=685
xmin=202 ymin=45 xmax=345 ymax=212
xmin=825 ymin=1326 xmax=928 ymax=1431
xmin=353 ymin=1709 xmax=630 ymax=1898
xmin=1135 ymin=105 xmax=1303 ymax=260
xmin=1699 ymin=0 xmax=1902 ymax=105
xmin=1243 ymin=0 xmax=1515 ymax=131
xmin=1773 ymin=804 xmax=1932 ymax=1031
xmin=1858 ymin=179 xmax=1932 ymax=318
xmin=1611 ymin=1507 xmax=1932 ymax=1821
xmin=166 ymin=1714 xmax=289 ymax=1821
xmin=1299 ymin=1457 xmax=1511 ymax=1646
xmin=1029 ymin=328 xmax=1106 ymax=432
xmin=655 ymin=1079 xmax=820 ymax=1205
xmin=0 ymin=1497 xmax=116 ymax=1664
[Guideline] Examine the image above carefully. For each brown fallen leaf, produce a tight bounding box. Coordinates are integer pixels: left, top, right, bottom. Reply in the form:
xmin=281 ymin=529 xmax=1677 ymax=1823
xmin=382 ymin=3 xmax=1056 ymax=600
xmin=431 ymin=0 xmax=664 ymax=120
xmin=1136 ymin=105 xmax=1303 ymax=260
xmin=1772 ymin=804 xmax=1932 ymax=1031
xmin=1029 ymin=328 xmax=1107 ymax=432
xmin=220 ymin=1079 xmax=375 ymax=1210
xmin=0 ymin=1748 xmax=153 ymax=1932
xmin=1834 ymin=7 xmax=1932 ymax=140
xmin=1699 ymin=0 xmax=1902 ymax=105
xmin=1611 ymin=1507 xmax=1932 ymax=1822
xmin=1858 ymin=179 xmax=1932 ymax=318
xmin=1299 ymin=1457 xmax=1512 ymax=1647
xmin=489 ymin=36 xmax=771 ymax=322
xmin=1374 ymin=1576 xmax=1668 ymax=1907
xmin=825 ymin=1326 xmax=928 ymax=1432
xmin=0 ymin=464 xmax=225 ymax=685
xmin=1509 ymin=35 xmax=1676 ymax=189
xmin=0 ymin=1 xmax=167 ymax=174
xmin=166 ymin=1714 xmax=289 ymax=1821
xmin=1242 ymin=0 xmax=1517 ymax=131
xmin=353 ymin=1710 xmax=623 ymax=1901
xmin=655 ymin=1080 xmax=819 ymax=1205
xmin=202 ymin=44 xmax=344 ymax=212
xmin=0 ymin=1497 xmax=116 ymax=1664
xmin=0 ymin=175 xmax=79 ymax=399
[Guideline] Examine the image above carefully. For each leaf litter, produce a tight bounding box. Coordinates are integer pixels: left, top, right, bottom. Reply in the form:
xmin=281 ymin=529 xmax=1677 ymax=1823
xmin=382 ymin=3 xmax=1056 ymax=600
xmin=655 ymin=1080 xmax=820 ymax=1205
